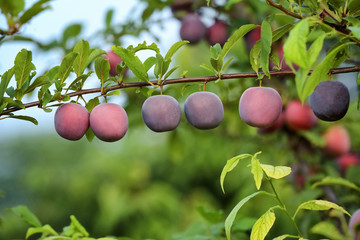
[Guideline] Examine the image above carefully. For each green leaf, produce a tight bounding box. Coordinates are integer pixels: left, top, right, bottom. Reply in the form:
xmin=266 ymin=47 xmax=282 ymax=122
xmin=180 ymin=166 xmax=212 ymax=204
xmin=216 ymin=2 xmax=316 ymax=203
xmin=86 ymin=49 xmax=107 ymax=68
xmin=283 ymin=19 xmax=309 ymax=68
xmin=311 ymin=221 xmax=345 ymax=240
xmin=62 ymin=24 xmax=82 ymax=45
xmin=154 ymin=53 xmax=165 ymax=78
xmin=210 ymin=43 xmax=223 ymax=72
xmin=12 ymin=205 xmax=42 ymax=227
xmin=251 ymin=156 xmax=263 ymax=190
xmin=312 ymin=176 xmax=360 ymax=192
xmin=200 ymin=64 xmax=217 ymax=75
xmin=225 ymin=0 xmax=243 ymax=10
xmin=112 ymin=46 xmax=149 ymax=83
xmin=221 ymin=24 xmax=257 ymax=60
xmin=272 ymin=24 xmax=294 ymax=42
xmin=225 ymin=191 xmax=267 ymax=240
xmin=220 ymin=153 xmax=252 ymax=193
xmin=164 ymin=40 xmax=189 ymax=61
xmin=197 ymin=206 xmax=223 ymax=224
xmin=72 ymin=40 xmax=90 ymax=76
xmin=144 ymin=56 xmax=157 ymax=72
xmin=260 ymin=21 xmax=272 ymax=78
xmin=294 ymin=200 xmax=350 ymax=219
xmin=350 ymin=26 xmax=360 ymax=39
xmin=250 ymin=41 xmax=261 ymax=74
xmin=24 ymin=75 xmax=49 ymax=95
xmin=26 ymin=224 xmax=58 ymax=239
xmin=105 ymin=9 xmax=114 ymax=29
xmin=294 ymin=67 xmax=310 ymax=103
xmin=69 ymin=215 xmax=89 ymax=237
xmin=19 ymin=0 xmax=51 ymax=24
xmin=130 ymin=41 xmax=160 ymax=54
xmin=222 ymin=57 xmax=234 ymax=72
xmin=273 ymin=234 xmax=299 ymax=240
xmin=0 ymin=0 xmax=25 ymax=16
xmin=260 ymin=164 xmax=291 ymax=179
xmin=7 ymin=115 xmax=38 ymax=125
xmin=164 ymin=65 xmax=180 ymax=80
xmin=250 ymin=209 xmax=276 ymax=240
xmin=0 ymin=67 xmax=15 ymax=103
xmin=14 ymin=49 xmax=35 ymax=90
xmin=95 ymin=57 xmax=110 ymax=90
xmin=58 ymin=52 xmax=78 ymax=84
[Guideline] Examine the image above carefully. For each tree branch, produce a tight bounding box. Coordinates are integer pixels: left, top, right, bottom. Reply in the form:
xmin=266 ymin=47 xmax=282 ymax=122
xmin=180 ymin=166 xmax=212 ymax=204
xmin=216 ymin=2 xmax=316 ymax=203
xmin=265 ymin=0 xmax=303 ymax=20
xmin=1 ymin=65 xmax=360 ymax=116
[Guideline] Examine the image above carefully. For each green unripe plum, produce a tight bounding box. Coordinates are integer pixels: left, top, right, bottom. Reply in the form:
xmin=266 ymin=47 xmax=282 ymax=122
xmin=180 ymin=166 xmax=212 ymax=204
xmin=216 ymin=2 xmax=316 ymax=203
xmin=239 ymin=87 xmax=282 ymax=128
xmin=54 ymin=103 xmax=90 ymax=141
xmin=90 ymin=103 xmax=128 ymax=142
xmin=141 ymin=95 xmax=181 ymax=132
xmin=184 ymin=91 xmax=224 ymax=129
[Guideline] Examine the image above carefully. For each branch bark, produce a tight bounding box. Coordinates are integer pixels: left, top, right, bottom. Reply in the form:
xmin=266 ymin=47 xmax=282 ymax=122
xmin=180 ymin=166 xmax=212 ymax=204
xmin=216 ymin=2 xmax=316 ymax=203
xmin=1 ymin=65 xmax=360 ymax=116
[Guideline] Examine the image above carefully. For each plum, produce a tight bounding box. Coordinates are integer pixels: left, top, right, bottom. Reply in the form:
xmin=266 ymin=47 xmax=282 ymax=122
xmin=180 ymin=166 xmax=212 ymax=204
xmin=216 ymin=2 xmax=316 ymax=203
xmin=54 ymin=103 xmax=90 ymax=141
xmin=349 ymin=209 xmax=360 ymax=240
xmin=323 ymin=125 xmax=350 ymax=156
xmin=258 ymin=111 xmax=285 ymax=134
xmin=309 ymin=81 xmax=350 ymax=121
xmin=239 ymin=87 xmax=283 ymax=128
xmin=104 ymin=50 xmax=125 ymax=77
xmin=180 ymin=13 xmax=206 ymax=44
xmin=141 ymin=95 xmax=181 ymax=132
xmin=285 ymin=100 xmax=317 ymax=130
xmin=184 ymin=91 xmax=224 ymax=129
xmin=337 ymin=153 xmax=359 ymax=173
xmin=89 ymin=103 xmax=128 ymax=142
xmin=245 ymin=27 xmax=261 ymax=50
xmin=205 ymin=19 xmax=228 ymax=46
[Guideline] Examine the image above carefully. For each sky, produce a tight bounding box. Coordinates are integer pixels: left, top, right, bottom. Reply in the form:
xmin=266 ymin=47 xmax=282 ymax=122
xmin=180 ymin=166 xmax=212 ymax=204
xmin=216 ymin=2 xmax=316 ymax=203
xmin=0 ymin=0 xmax=180 ymax=139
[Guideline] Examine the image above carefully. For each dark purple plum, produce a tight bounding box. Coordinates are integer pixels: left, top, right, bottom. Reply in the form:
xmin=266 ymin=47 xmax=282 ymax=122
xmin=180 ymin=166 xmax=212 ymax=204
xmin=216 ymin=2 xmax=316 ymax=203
xmin=184 ymin=91 xmax=224 ymax=130
xmin=349 ymin=209 xmax=360 ymax=240
xmin=239 ymin=87 xmax=282 ymax=128
xmin=180 ymin=13 xmax=206 ymax=44
xmin=309 ymin=81 xmax=350 ymax=121
xmin=54 ymin=103 xmax=90 ymax=141
xmin=141 ymin=95 xmax=181 ymax=132
xmin=205 ymin=19 xmax=228 ymax=46
xmin=90 ymin=103 xmax=128 ymax=142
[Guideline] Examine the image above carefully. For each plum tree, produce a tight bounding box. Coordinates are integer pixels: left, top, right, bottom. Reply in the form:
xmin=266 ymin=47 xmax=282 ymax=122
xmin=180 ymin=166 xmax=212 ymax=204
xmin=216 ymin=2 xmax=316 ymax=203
xmin=184 ymin=91 xmax=224 ymax=129
xmin=141 ymin=95 xmax=181 ymax=132
xmin=104 ymin=50 xmax=124 ymax=77
xmin=89 ymin=103 xmax=128 ymax=142
xmin=323 ymin=125 xmax=350 ymax=156
xmin=285 ymin=100 xmax=317 ymax=130
xmin=205 ymin=19 xmax=228 ymax=46
xmin=308 ymin=81 xmax=350 ymax=121
xmin=336 ymin=153 xmax=359 ymax=173
xmin=54 ymin=103 xmax=90 ymax=141
xmin=239 ymin=87 xmax=282 ymax=128
xmin=180 ymin=13 xmax=206 ymax=44
xmin=349 ymin=209 xmax=360 ymax=240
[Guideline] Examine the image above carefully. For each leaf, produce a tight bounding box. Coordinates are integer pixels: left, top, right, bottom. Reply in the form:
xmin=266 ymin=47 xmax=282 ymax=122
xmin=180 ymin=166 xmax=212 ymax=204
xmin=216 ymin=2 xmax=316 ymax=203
xmin=210 ymin=43 xmax=223 ymax=72
xmin=12 ymin=205 xmax=42 ymax=227
xmin=105 ymin=9 xmax=114 ymax=29
xmin=0 ymin=0 xmax=25 ymax=16
xmin=311 ymin=221 xmax=344 ymax=240
xmin=24 ymin=75 xmax=49 ymax=95
xmin=197 ymin=206 xmax=223 ymax=224
xmin=273 ymin=234 xmax=297 ymax=240
xmin=0 ymin=67 xmax=15 ymax=103
xmin=72 ymin=40 xmax=90 ymax=76
xmin=220 ymin=153 xmax=252 ymax=193
xmin=200 ymin=64 xmax=217 ymax=75
xmin=112 ymin=46 xmax=149 ymax=83
xmin=69 ymin=215 xmax=89 ymax=237
xmin=251 ymin=156 xmax=263 ymax=190
xmin=86 ymin=48 xmax=107 ymax=68
xmin=19 ymin=0 xmax=51 ymax=24
xmin=7 ymin=115 xmax=38 ymax=125
xmin=250 ymin=209 xmax=276 ymax=240
xmin=14 ymin=49 xmax=36 ymax=90
xmin=222 ymin=57 xmax=234 ymax=72
xmin=225 ymin=191 xmax=267 ymax=240
xmin=144 ymin=56 xmax=157 ymax=72
xmin=26 ymin=224 xmax=58 ymax=239
xmin=283 ymin=19 xmax=309 ymax=68
xmin=164 ymin=40 xmax=189 ymax=61
xmin=58 ymin=52 xmax=78 ymax=84
xmin=62 ymin=24 xmax=82 ymax=45
xmin=272 ymin=24 xmax=294 ymax=42
xmin=250 ymin=41 xmax=261 ymax=74
xmin=164 ymin=65 xmax=180 ymax=80
xmin=94 ymin=57 xmax=110 ymax=90
xmin=306 ymin=32 xmax=326 ymax=67
xmin=312 ymin=176 xmax=360 ymax=192
xmin=221 ymin=24 xmax=258 ymax=60
xmin=294 ymin=200 xmax=350 ymax=219
xmin=260 ymin=21 xmax=272 ymax=78
xmin=130 ymin=41 xmax=160 ymax=54
xmin=350 ymin=26 xmax=360 ymax=39
xmin=260 ymin=164 xmax=291 ymax=179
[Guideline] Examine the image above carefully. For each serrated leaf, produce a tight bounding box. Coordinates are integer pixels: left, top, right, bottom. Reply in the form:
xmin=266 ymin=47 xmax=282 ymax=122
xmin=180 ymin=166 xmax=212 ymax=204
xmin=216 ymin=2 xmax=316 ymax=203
xmin=19 ymin=0 xmax=51 ymax=24
xmin=164 ymin=65 xmax=179 ymax=80
xmin=220 ymin=154 xmax=252 ymax=193
xmin=0 ymin=67 xmax=15 ymax=102
xmin=250 ymin=209 xmax=276 ymax=240
xmin=260 ymin=21 xmax=272 ymax=78
xmin=112 ymin=46 xmax=149 ymax=83
xmin=250 ymin=41 xmax=261 ymax=74
xmin=221 ymin=24 xmax=257 ymax=60
xmin=62 ymin=24 xmax=82 ymax=45
xmin=251 ymin=155 xmax=263 ymax=190
xmin=105 ymin=9 xmax=114 ymax=29
xmin=144 ymin=56 xmax=157 ymax=72
xmin=69 ymin=215 xmax=89 ymax=237
xmin=311 ymin=221 xmax=344 ymax=240
xmin=0 ymin=0 xmax=25 ymax=16
xmin=58 ymin=52 xmax=78 ymax=84
xmin=130 ymin=41 xmax=160 ymax=54
xmin=12 ymin=205 xmax=42 ymax=227
xmin=200 ymin=64 xmax=217 ymax=75
xmin=225 ymin=191 xmax=266 ymax=240
xmin=260 ymin=164 xmax=291 ymax=179
xmin=14 ymin=49 xmax=35 ymax=90
xmin=164 ymin=40 xmax=189 ymax=61
xmin=272 ymin=24 xmax=294 ymax=42
xmin=95 ymin=57 xmax=110 ymax=90
xmin=73 ymin=40 xmax=90 ymax=76
xmin=312 ymin=176 xmax=360 ymax=192
xmin=294 ymin=200 xmax=350 ymax=219
xmin=8 ymin=115 xmax=38 ymax=125
xmin=26 ymin=224 xmax=58 ymax=239
xmin=24 ymin=75 xmax=49 ymax=95
xmin=86 ymin=49 xmax=107 ymax=68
